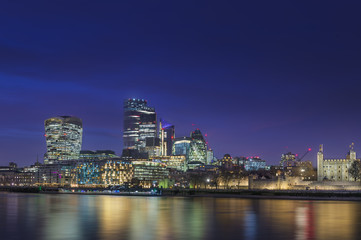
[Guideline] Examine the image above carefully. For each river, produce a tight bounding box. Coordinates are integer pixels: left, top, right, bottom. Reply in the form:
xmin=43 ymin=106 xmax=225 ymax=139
xmin=0 ymin=192 xmax=360 ymax=240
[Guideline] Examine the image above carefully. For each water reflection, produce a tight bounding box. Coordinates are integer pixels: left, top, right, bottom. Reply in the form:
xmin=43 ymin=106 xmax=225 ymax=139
xmin=0 ymin=193 xmax=361 ymax=240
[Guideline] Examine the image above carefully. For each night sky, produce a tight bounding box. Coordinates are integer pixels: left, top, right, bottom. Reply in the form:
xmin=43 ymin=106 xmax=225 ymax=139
xmin=1 ymin=1 xmax=361 ymax=166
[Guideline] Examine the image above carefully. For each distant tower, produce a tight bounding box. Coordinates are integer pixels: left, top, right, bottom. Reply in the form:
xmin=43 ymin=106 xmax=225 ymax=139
xmin=123 ymin=99 xmax=157 ymax=153
xmin=44 ymin=116 xmax=83 ymax=163
xmin=206 ymin=149 xmax=214 ymax=165
xmin=317 ymin=144 xmax=324 ymax=181
xmin=159 ymin=119 xmax=175 ymax=156
xmin=188 ymin=129 xmax=207 ymax=163
xmin=348 ymin=142 xmax=356 ymax=160
xmin=221 ymin=154 xmax=233 ymax=170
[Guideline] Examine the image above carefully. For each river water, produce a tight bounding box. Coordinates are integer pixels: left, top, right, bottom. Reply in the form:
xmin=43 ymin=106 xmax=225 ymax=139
xmin=1 ymin=192 xmax=360 ymax=240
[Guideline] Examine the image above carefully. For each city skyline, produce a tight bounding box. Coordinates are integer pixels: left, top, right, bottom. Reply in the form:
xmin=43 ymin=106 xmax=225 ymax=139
xmin=2 ymin=1 xmax=361 ymax=166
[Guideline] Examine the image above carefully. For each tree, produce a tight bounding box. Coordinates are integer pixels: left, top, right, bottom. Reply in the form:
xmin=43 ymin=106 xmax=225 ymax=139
xmin=349 ymin=161 xmax=361 ymax=181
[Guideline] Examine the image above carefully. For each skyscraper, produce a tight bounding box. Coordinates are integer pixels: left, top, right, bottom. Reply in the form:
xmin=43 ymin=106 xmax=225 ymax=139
xmin=44 ymin=116 xmax=83 ymax=163
xmin=188 ymin=129 xmax=207 ymax=163
xmin=123 ymin=99 xmax=157 ymax=154
xmin=159 ymin=119 xmax=175 ymax=156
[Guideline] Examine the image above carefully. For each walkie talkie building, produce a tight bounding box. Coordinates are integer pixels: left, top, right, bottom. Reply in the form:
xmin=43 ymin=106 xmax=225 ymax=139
xmin=123 ymin=99 xmax=157 ymax=154
xmin=44 ymin=116 xmax=83 ymax=163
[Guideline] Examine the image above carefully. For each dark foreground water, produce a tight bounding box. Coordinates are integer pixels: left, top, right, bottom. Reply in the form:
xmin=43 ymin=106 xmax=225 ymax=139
xmin=1 ymin=193 xmax=361 ymax=240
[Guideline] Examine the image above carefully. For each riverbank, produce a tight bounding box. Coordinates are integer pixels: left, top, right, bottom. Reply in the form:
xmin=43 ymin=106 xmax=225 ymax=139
xmin=162 ymin=189 xmax=361 ymax=201
xmin=2 ymin=186 xmax=361 ymax=201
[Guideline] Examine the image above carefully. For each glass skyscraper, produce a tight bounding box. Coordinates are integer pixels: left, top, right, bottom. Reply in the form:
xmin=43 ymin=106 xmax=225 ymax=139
xmin=123 ymin=99 xmax=157 ymax=154
xmin=188 ymin=129 xmax=207 ymax=163
xmin=159 ymin=119 xmax=175 ymax=156
xmin=44 ymin=116 xmax=83 ymax=163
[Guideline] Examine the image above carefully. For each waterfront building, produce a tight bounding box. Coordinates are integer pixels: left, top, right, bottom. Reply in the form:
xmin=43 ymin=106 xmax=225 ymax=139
xmin=123 ymin=99 xmax=157 ymax=155
xmin=188 ymin=129 xmax=207 ymax=163
xmin=79 ymin=150 xmax=119 ymax=160
xmin=317 ymin=144 xmax=359 ymax=181
xmin=44 ymin=116 xmax=83 ymax=163
xmin=159 ymin=119 xmax=175 ymax=156
xmin=243 ymin=157 xmax=266 ymax=171
xmin=102 ymin=159 xmax=133 ymax=186
xmin=150 ymin=155 xmax=187 ymax=171
xmin=0 ymin=163 xmax=21 ymax=186
xmin=37 ymin=160 xmax=76 ymax=186
xmin=74 ymin=158 xmax=133 ymax=186
xmin=132 ymin=160 xmax=169 ymax=187
xmin=74 ymin=159 xmax=105 ymax=186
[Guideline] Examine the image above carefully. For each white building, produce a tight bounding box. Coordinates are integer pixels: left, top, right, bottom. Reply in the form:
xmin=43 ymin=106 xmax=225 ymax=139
xmin=317 ymin=144 xmax=359 ymax=181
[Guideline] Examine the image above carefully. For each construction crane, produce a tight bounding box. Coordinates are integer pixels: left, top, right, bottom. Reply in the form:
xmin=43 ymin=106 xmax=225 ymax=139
xmin=296 ymin=148 xmax=312 ymax=162
xmin=280 ymin=148 xmax=311 ymax=167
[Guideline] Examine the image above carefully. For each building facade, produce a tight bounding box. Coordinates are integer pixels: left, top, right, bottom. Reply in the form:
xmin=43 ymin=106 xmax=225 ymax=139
xmin=188 ymin=129 xmax=207 ymax=163
xmin=172 ymin=137 xmax=191 ymax=157
xmin=159 ymin=119 xmax=175 ymax=156
xmin=44 ymin=116 xmax=83 ymax=163
xmin=206 ymin=149 xmax=215 ymax=165
xmin=79 ymin=150 xmax=119 ymax=160
xmin=123 ymin=99 xmax=157 ymax=155
xmin=132 ymin=160 xmax=169 ymax=187
xmin=37 ymin=160 xmax=76 ymax=186
xmin=150 ymin=155 xmax=187 ymax=171
xmin=243 ymin=157 xmax=266 ymax=171
xmin=317 ymin=144 xmax=359 ymax=181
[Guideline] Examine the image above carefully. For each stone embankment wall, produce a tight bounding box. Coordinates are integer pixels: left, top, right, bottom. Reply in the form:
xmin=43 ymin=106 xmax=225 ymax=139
xmin=248 ymin=176 xmax=361 ymax=191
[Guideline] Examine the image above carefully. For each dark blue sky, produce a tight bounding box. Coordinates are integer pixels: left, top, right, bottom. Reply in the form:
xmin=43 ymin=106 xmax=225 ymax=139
xmin=1 ymin=1 xmax=361 ymax=166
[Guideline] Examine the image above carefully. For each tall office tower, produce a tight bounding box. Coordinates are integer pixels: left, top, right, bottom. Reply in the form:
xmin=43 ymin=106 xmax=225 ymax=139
xmin=188 ymin=129 xmax=207 ymax=163
xmin=44 ymin=116 xmax=83 ymax=163
xmin=123 ymin=99 xmax=157 ymax=154
xmin=159 ymin=119 xmax=175 ymax=156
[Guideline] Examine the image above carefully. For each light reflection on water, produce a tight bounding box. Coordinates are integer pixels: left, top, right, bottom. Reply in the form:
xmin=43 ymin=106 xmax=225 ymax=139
xmin=0 ymin=193 xmax=360 ymax=240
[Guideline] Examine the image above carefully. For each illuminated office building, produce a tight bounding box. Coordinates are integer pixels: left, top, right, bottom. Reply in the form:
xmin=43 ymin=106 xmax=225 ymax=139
xmin=74 ymin=159 xmax=105 ymax=186
xmin=102 ymin=159 xmax=133 ymax=185
xmin=172 ymin=137 xmax=191 ymax=157
xmin=145 ymin=137 xmax=161 ymax=157
xmin=207 ymin=149 xmax=215 ymax=165
xmin=74 ymin=158 xmax=133 ymax=186
xmin=37 ymin=160 xmax=76 ymax=186
xmin=44 ymin=116 xmax=83 ymax=163
xmin=150 ymin=155 xmax=187 ymax=171
xmin=188 ymin=129 xmax=207 ymax=163
xmin=123 ymin=99 xmax=157 ymax=155
xmin=159 ymin=119 xmax=175 ymax=156
xmin=132 ymin=160 xmax=169 ymax=187
xmin=244 ymin=157 xmax=266 ymax=171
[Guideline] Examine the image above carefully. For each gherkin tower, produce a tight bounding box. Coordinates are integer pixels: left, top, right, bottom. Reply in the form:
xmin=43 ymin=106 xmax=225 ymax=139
xmin=188 ymin=129 xmax=207 ymax=163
